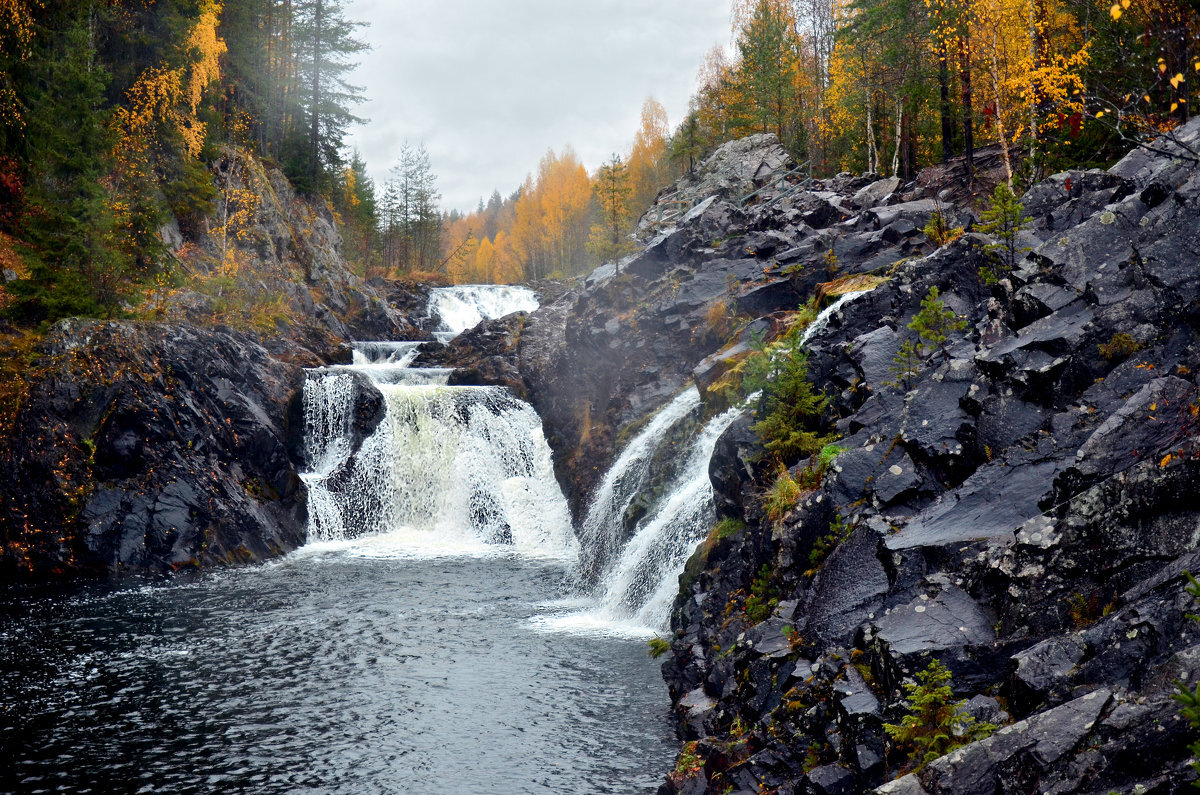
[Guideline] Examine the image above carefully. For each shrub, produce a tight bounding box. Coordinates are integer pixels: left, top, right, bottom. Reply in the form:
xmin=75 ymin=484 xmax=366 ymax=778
xmin=744 ymin=564 xmax=779 ymax=623
xmin=887 ymin=339 xmax=923 ymax=390
xmin=807 ymin=512 xmax=852 ymax=573
xmin=922 ymin=207 xmax=964 ymax=246
xmin=1098 ymin=332 xmax=1142 ymax=360
xmin=764 ymin=468 xmax=801 ymax=523
xmin=884 ymin=659 xmax=995 ymax=772
xmin=647 ymin=637 xmax=671 ymax=659
xmin=909 ymin=286 xmax=967 ymax=359
xmin=713 ymin=516 xmax=745 ymax=541
xmin=752 ymin=344 xmax=832 ymax=462
xmin=704 ymin=299 xmax=734 ymax=341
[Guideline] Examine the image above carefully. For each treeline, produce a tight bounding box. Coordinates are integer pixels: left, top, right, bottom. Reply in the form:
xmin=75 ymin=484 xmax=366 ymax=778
xmin=438 ymin=99 xmax=672 ymax=284
xmin=0 ymin=0 xmax=371 ymax=322
xmin=680 ymin=0 xmax=1199 ymax=183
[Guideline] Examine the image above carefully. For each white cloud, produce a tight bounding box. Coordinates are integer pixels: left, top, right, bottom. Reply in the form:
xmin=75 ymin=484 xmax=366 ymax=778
xmin=342 ymin=0 xmax=731 ymax=212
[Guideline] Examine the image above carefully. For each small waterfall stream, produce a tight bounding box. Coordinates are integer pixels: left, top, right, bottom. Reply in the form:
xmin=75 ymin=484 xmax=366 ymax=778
xmin=540 ymin=289 xmax=872 ymax=637
xmin=428 ymin=285 xmax=539 ymax=343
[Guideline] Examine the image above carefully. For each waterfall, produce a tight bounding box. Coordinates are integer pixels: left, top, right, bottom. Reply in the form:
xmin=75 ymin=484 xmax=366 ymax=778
xmin=576 ymin=389 xmax=702 ymax=582
xmin=427 ymin=285 xmax=540 ymax=336
xmin=588 ymin=405 xmax=745 ymax=629
xmin=536 ymin=289 xmax=873 ymax=636
xmin=299 ymin=284 xmax=574 ymax=560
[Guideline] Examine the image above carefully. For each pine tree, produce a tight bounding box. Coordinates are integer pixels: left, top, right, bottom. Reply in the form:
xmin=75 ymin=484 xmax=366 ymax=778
xmin=909 ymin=286 xmax=967 ymax=358
xmin=290 ymin=0 xmax=367 ymax=192
xmin=979 ymin=182 xmax=1031 ymax=277
xmin=884 ymin=659 xmax=995 ymax=771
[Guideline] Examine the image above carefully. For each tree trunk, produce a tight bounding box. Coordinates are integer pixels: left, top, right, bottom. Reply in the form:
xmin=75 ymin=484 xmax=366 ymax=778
xmin=958 ymin=32 xmax=975 ymax=184
xmin=939 ymin=44 xmax=954 ymax=163
xmin=309 ymin=0 xmax=323 ymax=189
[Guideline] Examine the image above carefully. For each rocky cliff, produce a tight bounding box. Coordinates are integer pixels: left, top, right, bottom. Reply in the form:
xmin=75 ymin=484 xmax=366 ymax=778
xmin=0 ymin=149 xmax=412 ymax=580
xmin=653 ymin=123 xmax=1200 ymax=792
xmin=436 ymin=123 xmax=1200 ymax=790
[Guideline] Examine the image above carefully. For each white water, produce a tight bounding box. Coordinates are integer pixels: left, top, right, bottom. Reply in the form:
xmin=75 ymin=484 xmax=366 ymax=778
xmin=536 ymin=405 xmax=744 ymax=638
xmin=301 ymin=285 xmax=871 ymax=638
xmin=800 ymin=290 xmax=869 ymax=346
xmin=428 ymin=285 xmax=540 ymax=336
xmin=536 ymin=289 xmax=874 ymax=637
xmin=300 ymin=285 xmax=574 ymax=561
xmin=576 ymin=389 xmax=702 ymax=582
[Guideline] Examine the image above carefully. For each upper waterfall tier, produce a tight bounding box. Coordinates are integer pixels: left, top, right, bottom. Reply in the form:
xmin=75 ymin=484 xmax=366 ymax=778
xmin=427 ymin=285 xmax=539 ymax=337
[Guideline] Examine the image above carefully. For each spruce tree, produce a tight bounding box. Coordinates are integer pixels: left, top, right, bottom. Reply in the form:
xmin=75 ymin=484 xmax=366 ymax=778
xmin=909 ymin=286 xmax=966 ymax=358
xmin=979 ymin=182 xmax=1031 ymax=278
xmin=291 ymin=0 xmax=368 ymax=192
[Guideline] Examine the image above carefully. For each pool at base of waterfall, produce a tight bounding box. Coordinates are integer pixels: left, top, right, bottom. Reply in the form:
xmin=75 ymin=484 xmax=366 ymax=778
xmin=0 ymin=544 xmax=676 ymax=793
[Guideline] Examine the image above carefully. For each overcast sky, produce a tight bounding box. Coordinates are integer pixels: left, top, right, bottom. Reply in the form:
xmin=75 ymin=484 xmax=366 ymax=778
xmin=341 ymin=0 xmax=732 ymax=213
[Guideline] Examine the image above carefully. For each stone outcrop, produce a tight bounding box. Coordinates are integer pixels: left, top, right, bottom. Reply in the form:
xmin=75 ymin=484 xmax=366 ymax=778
xmin=0 ymin=148 xmax=418 ymax=580
xmin=649 ymin=118 xmax=1200 ymax=793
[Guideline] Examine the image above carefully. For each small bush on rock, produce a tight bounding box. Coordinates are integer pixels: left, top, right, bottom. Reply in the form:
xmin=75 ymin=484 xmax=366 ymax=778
xmin=884 ymin=659 xmax=995 ymax=772
xmin=764 ymin=467 xmax=801 ymax=522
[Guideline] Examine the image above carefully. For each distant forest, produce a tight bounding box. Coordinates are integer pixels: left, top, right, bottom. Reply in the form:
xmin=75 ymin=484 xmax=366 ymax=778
xmin=0 ymin=0 xmax=1196 ymax=317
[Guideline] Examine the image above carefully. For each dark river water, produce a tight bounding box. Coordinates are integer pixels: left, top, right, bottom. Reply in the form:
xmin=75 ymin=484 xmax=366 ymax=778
xmin=0 ymin=545 xmax=677 ymax=793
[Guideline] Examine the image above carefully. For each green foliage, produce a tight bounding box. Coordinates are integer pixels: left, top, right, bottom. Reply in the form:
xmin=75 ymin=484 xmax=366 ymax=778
xmin=1098 ymin=332 xmax=1142 ymax=360
xmin=7 ymin=15 xmax=121 ymax=321
xmin=648 ymin=637 xmax=671 ymax=659
xmin=922 ymin=210 xmax=964 ymax=246
xmin=979 ymin=183 xmax=1031 ymax=277
xmin=713 ymin=517 xmax=746 ymax=541
xmin=745 ymin=564 xmax=779 ymax=624
xmin=1173 ymin=571 xmax=1200 ymax=786
xmin=764 ymin=468 xmax=801 ymax=523
xmin=908 ymin=286 xmax=967 ymax=359
xmin=817 ymin=443 xmax=845 ymax=470
xmin=887 ymin=338 xmax=924 ymax=390
xmin=808 ymin=512 xmax=852 ymax=573
xmin=884 ymin=659 xmax=996 ymax=771
xmin=752 ymin=343 xmax=832 ymax=463
xmin=672 ymin=741 xmax=704 ymax=782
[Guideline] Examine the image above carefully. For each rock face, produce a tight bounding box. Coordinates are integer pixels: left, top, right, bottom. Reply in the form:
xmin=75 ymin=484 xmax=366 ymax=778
xmin=0 ymin=148 xmax=418 ymax=580
xmin=558 ymin=121 xmax=1200 ymax=792
xmin=424 ymin=136 xmax=943 ymax=519
xmin=0 ymin=321 xmax=315 ymax=578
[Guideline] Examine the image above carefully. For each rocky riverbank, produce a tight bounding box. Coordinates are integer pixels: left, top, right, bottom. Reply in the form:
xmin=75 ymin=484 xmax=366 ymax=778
xmin=0 ymin=149 xmax=419 ymax=580
xmin=434 ymin=121 xmax=1200 ymax=790
xmin=653 ymin=123 xmax=1200 ymax=791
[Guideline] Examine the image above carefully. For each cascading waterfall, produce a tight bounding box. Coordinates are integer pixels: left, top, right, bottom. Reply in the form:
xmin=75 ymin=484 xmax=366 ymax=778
xmin=300 ymin=281 xmax=870 ymax=633
xmin=540 ymin=289 xmax=872 ymax=636
xmin=299 ymin=285 xmax=574 ymax=560
xmin=588 ymin=405 xmax=745 ymax=629
xmin=427 ymin=285 xmax=540 ymax=339
xmin=576 ymin=389 xmax=702 ymax=582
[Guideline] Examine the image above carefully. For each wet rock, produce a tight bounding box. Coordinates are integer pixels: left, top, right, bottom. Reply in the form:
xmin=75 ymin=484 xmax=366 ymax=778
xmin=919 ymin=689 xmax=1112 ymax=793
xmin=1 ymin=321 xmax=313 ymax=579
xmin=803 ymin=528 xmax=890 ymax=648
xmin=1009 ymin=635 xmax=1087 ymax=715
xmin=806 ymin=764 xmax=855 ymax=795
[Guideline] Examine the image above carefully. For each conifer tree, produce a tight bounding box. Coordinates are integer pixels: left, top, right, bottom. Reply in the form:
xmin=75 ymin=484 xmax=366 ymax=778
xmin=587 ymin=154 xmax=633 ymax=266
xmin=291 ymin=0 xmax=367 ymax=191
xmin=979 ymin=181 xmax=1031 ymax=276
xmin=909 ymin=286 xmax=967 ymax=358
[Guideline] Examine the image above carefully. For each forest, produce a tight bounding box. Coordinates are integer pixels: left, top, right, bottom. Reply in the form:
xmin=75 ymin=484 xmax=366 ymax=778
xmin=0 ymin=0 xmax=1197 ymax=316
